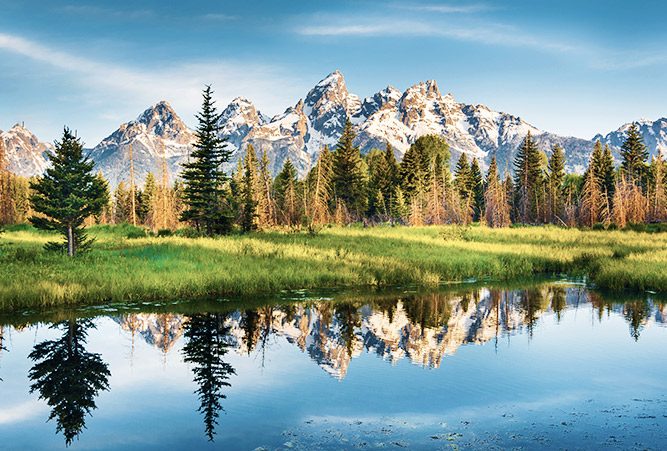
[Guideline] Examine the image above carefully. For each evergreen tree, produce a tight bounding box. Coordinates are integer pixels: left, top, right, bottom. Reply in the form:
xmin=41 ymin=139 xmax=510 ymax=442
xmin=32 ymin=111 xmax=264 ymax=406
xmin=30 ymin=128 xmax=108 ymax=256
xmin=513 ymin=132 xmax=543 ymax=223
xmin=425 ymin=153 xmax=446 ymax=224
xmin=391 ymin=186 xmax=409 ymax=223
xmin=383 ymin=143 xmax=400 ymax=193
xmin=547 ymin=144 xmax=566 ymax=223
xmin=140 ymin=172 xmax=157 ymax=226
xmin=240 ymin=146 xmax=259 ymax=232
xmin=180 ymin=86 xmax=232 ymax=235
xmin=113 ymin=181 xmax=131 ymax=223
xmin=400 ymin=135 xmax=450 ymax=201
xmin=469 ymin=158 xmax=484 ymax=221
xmin=183 ymin=314 xmax=235 ymax=441
xmin=600 ymin=144 xmax=616 ymax=206
xmin=366 ymin=149 xmax=391 ymax=218
xmin=454 ymin=153 xmax=472 ymax=201
xmin=273 ymin=158 xmax=300 ymax=226
xmin=620 ymin=123 xmax=649 ymax=186
xmin=332 ymin=119 xmax=366 ymax=218
xmin=28 ymin=320 xmax=110 ymax=446
xmin=257 ymin=149 xmax=276 ymax=227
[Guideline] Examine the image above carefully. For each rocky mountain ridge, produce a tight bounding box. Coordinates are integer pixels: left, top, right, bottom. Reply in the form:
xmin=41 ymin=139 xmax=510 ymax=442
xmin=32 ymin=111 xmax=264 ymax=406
xmin=3 ymin=71 xmax=666 ymax=185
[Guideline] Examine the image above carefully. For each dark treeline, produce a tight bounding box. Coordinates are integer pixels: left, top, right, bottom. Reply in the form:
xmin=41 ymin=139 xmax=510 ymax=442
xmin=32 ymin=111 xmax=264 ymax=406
xmin=2 ymin=87 xmax=665 ymax=253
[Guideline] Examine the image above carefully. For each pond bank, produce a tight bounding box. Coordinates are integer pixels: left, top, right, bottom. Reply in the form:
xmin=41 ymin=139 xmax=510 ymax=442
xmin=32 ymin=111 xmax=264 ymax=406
xmin=0 ymin=224 xmax=665 ymax=312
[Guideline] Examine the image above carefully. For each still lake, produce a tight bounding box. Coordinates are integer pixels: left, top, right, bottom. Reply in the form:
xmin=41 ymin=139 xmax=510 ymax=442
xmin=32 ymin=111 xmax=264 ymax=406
xmin=0 ymin=282 xmax=666 ymax=450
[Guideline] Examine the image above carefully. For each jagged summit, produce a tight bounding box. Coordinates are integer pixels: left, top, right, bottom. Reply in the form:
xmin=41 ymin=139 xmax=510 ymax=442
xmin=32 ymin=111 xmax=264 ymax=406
xmin=0 ymin=123 xmax=51 ymax=176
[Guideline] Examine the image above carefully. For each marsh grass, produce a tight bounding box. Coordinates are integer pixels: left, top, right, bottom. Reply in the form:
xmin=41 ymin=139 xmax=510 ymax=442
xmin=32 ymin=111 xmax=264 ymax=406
xmin=1 ymin=224 xmax=665 ymax=311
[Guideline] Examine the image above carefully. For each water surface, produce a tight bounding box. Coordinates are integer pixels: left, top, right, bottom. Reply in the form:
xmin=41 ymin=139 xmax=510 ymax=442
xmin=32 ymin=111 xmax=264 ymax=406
xmin=0 ymin=283 xmax=666 ymax=450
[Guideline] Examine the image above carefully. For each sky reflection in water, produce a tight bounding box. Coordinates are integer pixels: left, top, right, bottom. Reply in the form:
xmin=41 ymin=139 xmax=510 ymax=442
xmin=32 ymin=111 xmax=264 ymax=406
xmin=0 ymin=283 xmax=666 ymax=450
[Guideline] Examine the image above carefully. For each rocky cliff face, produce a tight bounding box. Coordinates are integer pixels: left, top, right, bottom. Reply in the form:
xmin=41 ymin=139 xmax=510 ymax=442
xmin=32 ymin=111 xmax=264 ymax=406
xmin=87 ymin=101 xmax=196 ymax=187
xmin=0 ymin=124 xmax=51 ymax=177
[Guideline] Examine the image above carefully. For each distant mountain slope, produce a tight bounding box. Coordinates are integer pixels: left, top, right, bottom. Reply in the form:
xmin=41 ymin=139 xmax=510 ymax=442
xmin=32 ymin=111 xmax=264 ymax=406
xmin=4 ymin=71 xmax=667 ymax=184
xmin=0 ymin=124 xmax=51 ymax=177
xmin=87 ymin=101 xmax=196 ymax=187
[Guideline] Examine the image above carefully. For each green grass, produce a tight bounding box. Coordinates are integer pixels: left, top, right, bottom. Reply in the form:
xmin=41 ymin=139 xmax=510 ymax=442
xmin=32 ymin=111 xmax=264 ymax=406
xmin=0 ymin=223 xmax=666 ymax=311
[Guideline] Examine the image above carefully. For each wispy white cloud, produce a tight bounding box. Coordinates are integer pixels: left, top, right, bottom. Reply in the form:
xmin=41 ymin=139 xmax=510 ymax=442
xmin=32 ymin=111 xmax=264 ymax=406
xmin=296 ymin=15 xmax=666 ymax=70
xmin=298 ymin=18 xmax=580 ymax=54
xmin=393 ymin=2 xmax=495 ymax=14
xmin=0 ymin=32 xmax=306 ymax=141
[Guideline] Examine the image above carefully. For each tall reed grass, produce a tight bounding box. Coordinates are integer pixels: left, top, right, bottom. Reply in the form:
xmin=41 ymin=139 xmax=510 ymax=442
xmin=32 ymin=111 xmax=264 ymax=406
xmin=0 ymin=224 xmax=664 ymax=310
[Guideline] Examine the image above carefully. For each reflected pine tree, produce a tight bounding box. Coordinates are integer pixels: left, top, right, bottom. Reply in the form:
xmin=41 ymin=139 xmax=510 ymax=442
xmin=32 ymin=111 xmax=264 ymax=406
xmin=623 ymin=300 xmax=651 ymax=341
xmin=550 ymin=287 xmax=567 ymax=321
xmin=334 ymin=303 xmax=361 ymax=357
xmin=183 ymin=313 xmax=236 ymax=441
xmin=518 ymin=289 xmax=548 ymax=336
xmin=241 ymin=309 xmax=260 ymax=354
xmin=28 ymin=320 xmax=110 ymax=446
xmin=403 ymin=294 xmax=452 ymax=331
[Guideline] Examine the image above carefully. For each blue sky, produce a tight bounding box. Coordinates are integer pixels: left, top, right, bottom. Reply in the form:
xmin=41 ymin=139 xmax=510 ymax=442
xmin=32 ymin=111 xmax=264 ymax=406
xmin=1 ymin=0 xmax=666 ymax=145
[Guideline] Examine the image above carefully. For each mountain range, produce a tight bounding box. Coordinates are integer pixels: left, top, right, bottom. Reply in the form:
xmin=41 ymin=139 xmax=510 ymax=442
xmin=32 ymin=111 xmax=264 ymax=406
xmin=2 ymin=70 xmax=666 ymax=186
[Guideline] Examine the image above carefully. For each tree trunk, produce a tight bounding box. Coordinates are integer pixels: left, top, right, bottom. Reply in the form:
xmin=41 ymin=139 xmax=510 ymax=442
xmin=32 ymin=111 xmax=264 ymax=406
xmin=67 ymin=224 xmax=74 ymax=257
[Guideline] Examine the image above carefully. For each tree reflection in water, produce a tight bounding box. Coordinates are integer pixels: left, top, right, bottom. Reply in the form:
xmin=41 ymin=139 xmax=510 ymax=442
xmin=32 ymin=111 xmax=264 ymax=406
xmin=183 ymin=313 xmax=236 ymax=441
xmin=28 ymin=320 xmax=110 ymax=446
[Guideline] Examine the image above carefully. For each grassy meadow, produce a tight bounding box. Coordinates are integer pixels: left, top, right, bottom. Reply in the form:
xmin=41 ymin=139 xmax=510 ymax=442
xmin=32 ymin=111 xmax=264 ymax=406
xmin=0 ymin=223 xmax=666 ymax=311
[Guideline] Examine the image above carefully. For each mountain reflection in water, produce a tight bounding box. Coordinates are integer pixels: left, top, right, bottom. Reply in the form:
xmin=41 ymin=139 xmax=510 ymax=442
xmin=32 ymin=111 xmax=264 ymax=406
xmin=0 ymin=283 xmax=666 ymax=449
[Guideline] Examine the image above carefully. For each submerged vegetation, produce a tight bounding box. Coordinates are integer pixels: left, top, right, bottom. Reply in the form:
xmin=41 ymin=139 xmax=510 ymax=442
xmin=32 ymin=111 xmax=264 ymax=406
xmin=1 ymin=223 xmax=666 ymax=311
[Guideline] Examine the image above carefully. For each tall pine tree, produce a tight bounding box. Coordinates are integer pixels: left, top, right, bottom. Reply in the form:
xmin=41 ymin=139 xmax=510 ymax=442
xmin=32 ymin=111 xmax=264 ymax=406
xmin=547 ymin=145 xmax=565 ymax=223
xmin=30 ymin=128 xmax=108 ymax=256
xmin=620 ymin=123 xmax=649 ymax=187
xmin=469 ymin=158 xmax=484 ymax=221
xmin=513 ymin=132 xmax=543 ymax=224
xmin=181 ymin=86 xmax=232 ymax=235
xmin=332 ymin=119 xmax=366 ymax=219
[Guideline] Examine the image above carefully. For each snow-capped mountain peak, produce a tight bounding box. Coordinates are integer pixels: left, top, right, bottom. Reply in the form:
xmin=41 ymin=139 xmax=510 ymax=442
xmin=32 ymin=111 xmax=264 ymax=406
xmin=4 ymin=71 xmax=667 ymax=185
xmin=0 ymin=123 xmax=51 ymax=176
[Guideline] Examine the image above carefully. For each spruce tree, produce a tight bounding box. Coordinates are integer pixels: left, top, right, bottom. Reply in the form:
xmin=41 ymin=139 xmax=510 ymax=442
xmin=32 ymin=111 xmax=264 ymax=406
xmin=332 ymin=119 xmax=366 ymax=218
xmin=30 ymin=128 xmax=108 ymax=256
xmin=273 ymin=158 xmax=300 ymax=226
xmin=28 ymin=320 xmax=110 ymax=445
xmin=182 ymin=314 xmax=235 ymax=441
xmin=547 ymin=145 xmax=565 ymax=223
xmin=400 ymin=135 xmax=449 ymax=199
xmin=257 ymin=149 xmax=276 ymax=227
xmin=400 ymin=142 xmax=427 ymax=197
xmin=469 ymin=158 xmax=484 ymax=221
xmin=180 ymin=86 xmax=232 ymax=235
xmin=140 ymin=172 xmax=157 ymax=226
xmin=513 ymin=132 xmax=543 ymax=224
xmin=240 ymin=146 xmax=259 ymax=232
xmin=600 ymin=144 xmax=616 ymax=204
xmin=620 ymin=123 xmax=649 ymax=186
xmin=391 ymin=186 xmax=409 ymax=223
xmin=454 ymin=153 xmax=472 ymax=199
